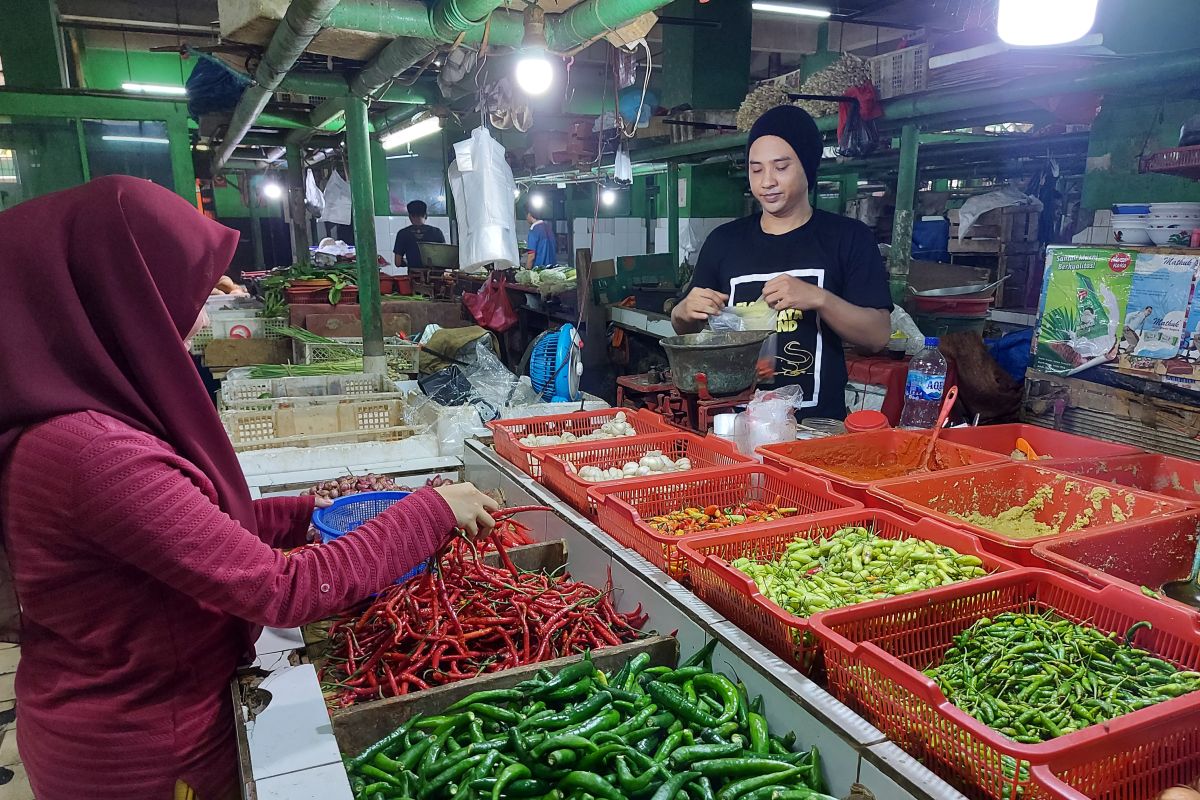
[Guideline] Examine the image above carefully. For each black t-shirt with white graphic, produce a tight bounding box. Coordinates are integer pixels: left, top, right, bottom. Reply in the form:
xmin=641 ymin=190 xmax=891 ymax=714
xmin=690 ymin=210 xmax=892 ymax=420
xmin=393 ymin=223 xmax=446 ymax=268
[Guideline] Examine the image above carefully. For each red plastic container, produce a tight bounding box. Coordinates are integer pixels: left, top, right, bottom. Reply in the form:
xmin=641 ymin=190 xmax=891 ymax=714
xmin=1032 ymin=510 xmax=1200 ymax=611
xmin=1044 ymin=452 xmax=1200 ymax=506
xmin=939 ymin=423 xmax=1142 ymax=461
xmin=488 ymin=408 xmax=671 ymax=478
xmin=810 ymin=569 xmax=1200 ymax=800
xmin=394 ymin=276 xmax=414 ymax=295
xmin=677 ymin=508 xmax=1019 ymax=675
xmin=911 ymin=294 xmax=993 ymax=316
xmin=1028 ymin=700 xmax=1200 ymax=799
xmin=866 ymin=463 xmax=1190 ymax=566
xmin=589 ymin=464 xmax=860 ymax=579
xmin=759 ymin=429 xmax=1006 ymax=501
xmin=539 ymin=432 xmax=750 ymax=517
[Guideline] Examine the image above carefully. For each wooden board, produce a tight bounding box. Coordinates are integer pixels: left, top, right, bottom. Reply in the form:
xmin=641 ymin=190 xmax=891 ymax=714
xmin=332 ymin=635 xmax=679 ymax=758
xmin=305 ymin=313 xmax=413 ymax=338
xmin=948 ymin=238 xmax=1040 ymax=255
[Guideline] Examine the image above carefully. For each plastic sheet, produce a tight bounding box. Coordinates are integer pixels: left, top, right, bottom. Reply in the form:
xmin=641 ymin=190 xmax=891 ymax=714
xmin=449 ymin=127 xmax=520 ymax=271
xmin=733 ymin=385 xmax=806 ymax=458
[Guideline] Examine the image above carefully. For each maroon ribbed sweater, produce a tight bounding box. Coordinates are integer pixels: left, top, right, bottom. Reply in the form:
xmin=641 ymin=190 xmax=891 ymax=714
xmin=1 ymin=411 xmax=456 ymax=800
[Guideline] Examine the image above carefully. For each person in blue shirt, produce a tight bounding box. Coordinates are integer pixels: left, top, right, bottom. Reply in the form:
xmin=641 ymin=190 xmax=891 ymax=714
xmin=525 ymin=210 xmax=558 ymax=268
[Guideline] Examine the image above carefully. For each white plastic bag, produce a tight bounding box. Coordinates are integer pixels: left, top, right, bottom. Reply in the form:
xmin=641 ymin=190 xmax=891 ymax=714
xmin=304 ymin=169 xmax=325 ymax=217
xmin=320 ymin=170 xmax=352 ymax=226
xmin=733 ymin=385 xmax=805 ymax=458
xmin=449 ymin=127 xmax=520 ymax=272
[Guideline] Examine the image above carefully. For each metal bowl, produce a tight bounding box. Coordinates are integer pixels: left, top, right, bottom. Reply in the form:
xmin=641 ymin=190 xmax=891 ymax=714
xmin=660 ymin=330 xmax=772 ymax=395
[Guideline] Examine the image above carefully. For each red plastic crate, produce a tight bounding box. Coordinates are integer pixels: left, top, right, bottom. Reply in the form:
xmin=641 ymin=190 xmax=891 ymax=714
xmin=939 ymin=424 xmax=1142 ymax=461
xmin=1029 ymin=701 xmax=1200 ymax=800
xmin=1032 ymin=510 xmax=1200 ymax=611
xmin=809 ymin=569 xmax=1200 ymax=800
xmin=488 ymin=408 xmax=671 ymax=478
xmin=539 ymin=432 xmax=750 ymax=517
xmin=589 ymin=464 xmax=860 ymax=579
xmin=1044 ymin=453 xmax=1200 ymax=507
xmin=677 ymin=508 xmax=1019 ymax=675
xmin=759 ymin=430 xmax=1007 ymax=501
xmin=866 ymin=463 xmax=1190 ymax=566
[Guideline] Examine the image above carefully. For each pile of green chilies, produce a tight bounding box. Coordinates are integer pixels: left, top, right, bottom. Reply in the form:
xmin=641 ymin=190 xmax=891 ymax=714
xmin=344 ymin=643 xmax=835 ymax=800
xmin=927 ymin=612 xmax=1200 ymax=743
xmin=731 ymin=526 xmax=989 ymax=619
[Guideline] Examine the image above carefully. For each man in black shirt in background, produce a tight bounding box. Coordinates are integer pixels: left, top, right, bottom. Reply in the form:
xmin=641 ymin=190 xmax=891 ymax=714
xmin=392 ymin=200 xmax=446 ymax=269
xmin=670 ymin=105 xmax=892 ymax=419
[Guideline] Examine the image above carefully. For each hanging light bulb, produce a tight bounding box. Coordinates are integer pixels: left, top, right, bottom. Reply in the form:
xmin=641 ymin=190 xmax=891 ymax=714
xmin=262 ymin=180 xmax=283 ymax=200
xmin=515 ymin=6 xmax=555 ymax=95
xmin=530 ymin=192 xmax=546 ymax=210
xmin=601 ymin=188 xmax=617 ymax=207
xmin=997 ymin=0 xmax=1098 ymax=46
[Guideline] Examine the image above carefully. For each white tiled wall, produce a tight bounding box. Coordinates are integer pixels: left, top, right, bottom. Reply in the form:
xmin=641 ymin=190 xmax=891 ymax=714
xmin=680 ymin=217 xmax=736 ymax=262
xmin=569 ymin=217 xmax=735 ymax=262
xmin=374 ymin=215 xmax=452 ymax=264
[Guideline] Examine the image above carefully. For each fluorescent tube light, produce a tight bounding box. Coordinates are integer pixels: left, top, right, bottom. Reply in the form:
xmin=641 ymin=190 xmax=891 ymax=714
xmin=751 ymin=3 xmax=831 ymax=18
xmin=380 ymin=117 xmax=441 ymax=150
xmin=121 ymin=82 xmax=187 ymax=96
xmin=101 ymin=135 xmax=170 ymax=144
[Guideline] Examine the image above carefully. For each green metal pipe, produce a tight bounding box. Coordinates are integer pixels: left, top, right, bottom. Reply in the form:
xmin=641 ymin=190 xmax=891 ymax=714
xmin=430 ymin=0 xmax=508 ymax=42
xmin=545 ymin=0 xmax=672 ymax=52
xmin=214 ymin=0 xmax=344 ymax=171
xmin=632 ymin=50 xmax=1200 ymax=165
xmin=345 ymin=96 xmax=385 ymax=369
xmin=350 ymin=36 xmax=438 ymax=99
xmin=329 ymin=1 xmax=525 ymax=47
xmin=280 ymin=71 xmax=434 ymax=104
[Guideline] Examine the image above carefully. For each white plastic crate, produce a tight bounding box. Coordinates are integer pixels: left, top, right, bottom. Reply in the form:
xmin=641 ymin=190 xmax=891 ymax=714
xmin=220 ymin=373 xmax=395 ymax=407
xmin=869 ymin=44 xmax=927 ymax=99
xmin=297 ymin=337 xmax=420 ymax=374
xmin=191 ymin=314 xmax=286 ymax=355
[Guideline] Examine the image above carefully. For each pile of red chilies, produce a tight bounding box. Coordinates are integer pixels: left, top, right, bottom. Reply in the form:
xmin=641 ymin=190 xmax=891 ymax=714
xmin=319 ymin=507 xmax=649 ymax=707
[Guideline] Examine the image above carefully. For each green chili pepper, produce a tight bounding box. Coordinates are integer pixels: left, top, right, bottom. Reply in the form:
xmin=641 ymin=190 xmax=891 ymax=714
xmin=557 ymin=770 xmax=627 ymax=800
xmin=646 ymin=681 xmax=723 ymax=728
xmin=649 ymin=770 xmax=701 ymax=800
xmin=747 ymin=712 xmax=770 ymax=755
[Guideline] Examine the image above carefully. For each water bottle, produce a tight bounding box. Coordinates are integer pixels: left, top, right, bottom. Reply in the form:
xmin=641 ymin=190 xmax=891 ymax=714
xmin=899 ymin=337 xmax=947 ymax=429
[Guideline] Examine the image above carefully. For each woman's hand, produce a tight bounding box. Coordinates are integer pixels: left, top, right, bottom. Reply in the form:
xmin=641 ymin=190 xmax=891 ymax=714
xmin=434 ymin=482 xmax=500 ymax=536
xmin=314 ymin=495 xmax=334 ymax=509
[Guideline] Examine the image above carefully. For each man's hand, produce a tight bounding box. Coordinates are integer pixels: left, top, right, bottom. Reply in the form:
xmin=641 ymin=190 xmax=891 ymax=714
xmin=762 ymin=275 xmax=826 ymax=312
xmin=672 ymin=287 xmax=729 ymax=327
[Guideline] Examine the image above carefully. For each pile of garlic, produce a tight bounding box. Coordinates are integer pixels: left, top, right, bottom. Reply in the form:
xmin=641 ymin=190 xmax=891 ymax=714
xmin=568 ymin=450 xmax=692 ymax=483
xmin=518 ymin=411 xmax=638 ymax=448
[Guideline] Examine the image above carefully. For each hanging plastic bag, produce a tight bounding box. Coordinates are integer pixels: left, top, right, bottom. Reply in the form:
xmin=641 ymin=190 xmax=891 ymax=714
xmin=463 ymin=270 xmax=519 ymax=333
xmin=733 ymin=385 xmax=805 ymax=458
xmin=304 ymin=169 xmax=325 ymax=217
xmin=320 ymin=170 xmax=352 ymax=226
xmin=448 ymin=126 xmax=520 ymax=271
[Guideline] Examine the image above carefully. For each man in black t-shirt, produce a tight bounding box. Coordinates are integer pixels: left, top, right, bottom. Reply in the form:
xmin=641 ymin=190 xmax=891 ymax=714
xmin=670 ymin=105 xmax=892 ymax=419
xmin=392 ymin=200 xmax=446 ymax=269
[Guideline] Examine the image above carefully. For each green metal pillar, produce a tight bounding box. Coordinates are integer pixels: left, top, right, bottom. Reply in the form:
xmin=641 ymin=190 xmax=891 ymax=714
xmin=667 ymin=164 xmax=680 ymax=269
xmin=837 ymin=173 xmax=857 ymax=216
xmin=346 ymin=96 xmax=385 ymax=372
xmin=0 ymin=0 xmax=64 ymax=89
xmin=286 ymin=142 xmax=312 ymax=265
xmin=888 ymin=123 xmax=920 ymax=301
xmin=247 ymin=176 xmax=267 ymax=270
xmin=661 ymin=0 xmax=751 ymax=110
xmin=166 ymin=113 xmax=195 ymax=203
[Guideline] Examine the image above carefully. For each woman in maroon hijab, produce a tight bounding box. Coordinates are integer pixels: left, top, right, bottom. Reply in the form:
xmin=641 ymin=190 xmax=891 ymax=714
xmin=0 ymin=177 xmax=498 ymax=799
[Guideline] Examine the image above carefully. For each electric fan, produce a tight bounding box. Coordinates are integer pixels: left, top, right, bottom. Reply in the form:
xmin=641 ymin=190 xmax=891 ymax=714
xmin=529 ymin=324 xmax=583 ymax=402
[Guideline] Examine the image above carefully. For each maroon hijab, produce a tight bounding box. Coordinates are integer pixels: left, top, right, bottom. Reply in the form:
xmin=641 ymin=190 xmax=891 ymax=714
xmin=0 ymin=176 xmax=254 ymax=641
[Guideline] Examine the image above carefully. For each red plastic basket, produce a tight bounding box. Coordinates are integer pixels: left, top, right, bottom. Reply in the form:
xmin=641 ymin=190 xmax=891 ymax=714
xmin=866 ymin=463 xmax=1190 ymax=566
xmin=759 ymin=430 xmax=1007 ymax=501
xmin=938 ymin=424 xmax=1142 ymax=461
xmin=1028 ymin=700 xmax=1200 ymax=800
xmin=678 ymin=508 xmax=1019 ymax=675
xmin=1032 ymin=510 xmax=1200 ymax=611
xmin=810 ymin=569 xmax=1200 ymax=800
xmin=589 ymin=464 xmax=860 ymax=579
xmin=539 ymin=432 xmax=750 ymax=517
xmin=488 ymin=408 xmax=671 ymax=478
xmin=1043 ymin=453 xmax=1200 ymax=507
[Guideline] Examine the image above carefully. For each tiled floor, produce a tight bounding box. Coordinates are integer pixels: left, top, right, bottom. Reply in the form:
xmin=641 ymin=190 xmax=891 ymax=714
xmin=0 ymin=643 xmax=28 ymax=800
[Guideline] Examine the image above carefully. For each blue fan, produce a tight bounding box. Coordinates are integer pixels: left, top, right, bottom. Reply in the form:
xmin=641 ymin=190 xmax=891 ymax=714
xmin=530 ymin=324 xmax=583 ymax=402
